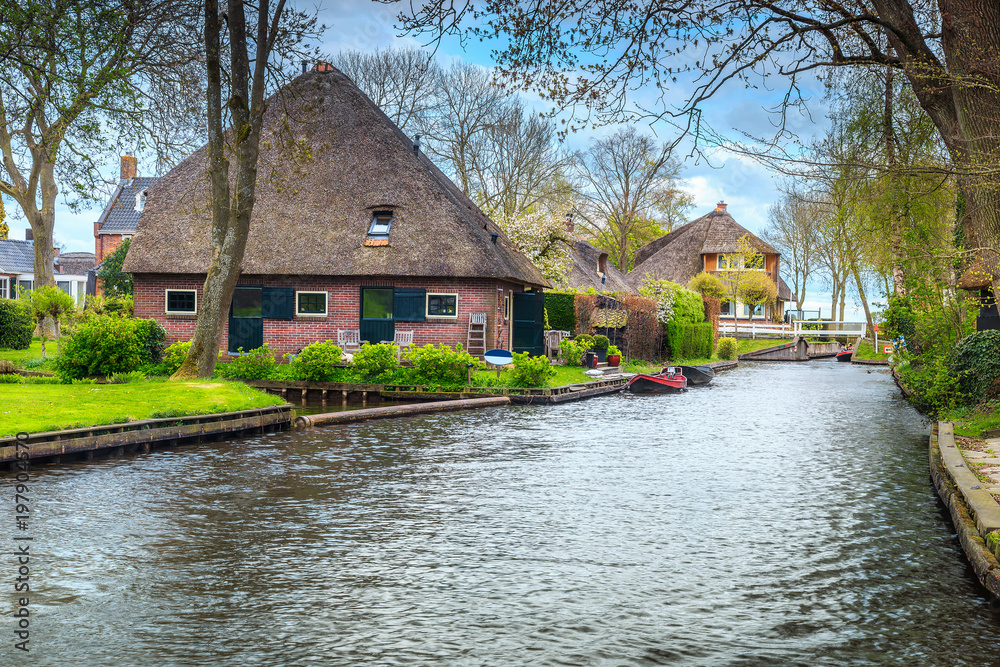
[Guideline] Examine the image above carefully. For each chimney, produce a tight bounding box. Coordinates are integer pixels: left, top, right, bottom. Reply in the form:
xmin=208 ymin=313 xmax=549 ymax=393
xmin=715 ymin=201 xmax=728 ymax=213
xmin=413 ymin=135 xmax=421 ymax=154
xmin=301 ymin=60 xmax=308 ymax=75
xmin=25 ymin=228 xmax=33 ymax=241
xmin=565 ymin=211 xmax=575 ymax=235
xmin=120 ymin=155 xmax=137 ymax=181
xmin=53 ymin=247 xmax=60 ymax=257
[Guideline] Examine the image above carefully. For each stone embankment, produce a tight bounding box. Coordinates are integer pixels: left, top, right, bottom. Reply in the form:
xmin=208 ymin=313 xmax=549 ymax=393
xmin=930 ymin=422 xmax=1000 ymax=610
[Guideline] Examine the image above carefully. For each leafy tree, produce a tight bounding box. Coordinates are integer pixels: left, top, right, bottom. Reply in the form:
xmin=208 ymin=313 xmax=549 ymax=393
xmin=736 ymin=271 xmax=777 ymax=323
xmin=0 ymin=0 xmax=200 ymax=288
xmin=27 ymin=285 xmax=75 ymax=357
xmin=97 ymin=238 xmax=133 ymax=296
xmin=716 ymin=234 xmax=767 ymax=337
xmin=687 ymin=271 xmax=727 ymax=300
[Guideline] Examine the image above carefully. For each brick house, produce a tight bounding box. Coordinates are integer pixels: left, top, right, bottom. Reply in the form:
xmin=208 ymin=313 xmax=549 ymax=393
xmin=626 ymin=202 xmax=792 ymax=321
xmin=122 ymin=66 xmax=550 ymax=358
xmin=94 ymin=156 xmax=156 ymax=265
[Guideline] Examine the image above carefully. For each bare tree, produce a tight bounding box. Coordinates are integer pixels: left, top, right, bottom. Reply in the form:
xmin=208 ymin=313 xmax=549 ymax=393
xmin=0 ymin=0 xmax=202 ymax=289
xmin=574 ymin=126 xmax=684 ymax=272
xmin=333 ymin=47 xmax=440 ymax=133
xmin=763 ymin=191 xmax=818 ymax=308
xmin=173 ymin=0 xmax=320 ymax=378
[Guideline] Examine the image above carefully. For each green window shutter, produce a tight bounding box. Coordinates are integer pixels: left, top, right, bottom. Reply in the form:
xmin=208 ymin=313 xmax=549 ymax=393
xmin=393 ymin=288 xmax=426 ymax=322
xmin=262 ymin=287 xmax=294 ymax=319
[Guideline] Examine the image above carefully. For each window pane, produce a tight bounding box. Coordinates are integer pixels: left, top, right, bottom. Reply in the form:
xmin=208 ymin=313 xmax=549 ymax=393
xmin=232 ymin=288 xmax=262 ymax=317
xmin=362 ymin=288 xmax=393 ymax=319
xmin=428 ymin=294 xmax=457 ymax=316
xmin=0 ymin=278 xmax=7 ymax=299
xmin=18 ymin=280 xmax=32 ymax=296
xmin=167 ymin=291 xmax=196 ymax=312
xmin=57 ymin=281 xmax=71 ymax=294
xmin=720 ymin=300 xmax=731 ymax=315
xmin=297 ymin=292 xmax=326 ymax=314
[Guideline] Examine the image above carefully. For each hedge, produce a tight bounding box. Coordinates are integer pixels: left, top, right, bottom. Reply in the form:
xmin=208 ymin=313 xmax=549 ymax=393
xmin=545 ymin=291 xmax=577 ymax=332
xmin=666 ymin=321 xmax=713 ymax=360
xmin=0 ymin=299 xmax=34 ymax=350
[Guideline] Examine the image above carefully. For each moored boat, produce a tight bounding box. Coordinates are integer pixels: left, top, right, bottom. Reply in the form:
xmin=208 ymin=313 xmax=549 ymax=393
xmin=835 ymin=348 xmax=854 ymax=362
xmin=677 ymin=365 xmax=715 ymax=386
xmin=626 ymin=367 xmax=688 ymax=394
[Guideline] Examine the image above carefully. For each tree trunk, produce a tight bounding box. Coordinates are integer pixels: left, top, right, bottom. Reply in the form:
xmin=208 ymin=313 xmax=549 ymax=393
xmin=849 ymin=254 xmax=875 ymax=350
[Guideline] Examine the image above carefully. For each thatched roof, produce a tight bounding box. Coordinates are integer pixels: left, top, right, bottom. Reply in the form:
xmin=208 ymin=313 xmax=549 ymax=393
xmin=555 ymin=239 xmax=633 ymax=293
xmin=123 ymin=68 xmax=548 ymax=287
xmin=627 ymin=204 xmax=778 ymax=291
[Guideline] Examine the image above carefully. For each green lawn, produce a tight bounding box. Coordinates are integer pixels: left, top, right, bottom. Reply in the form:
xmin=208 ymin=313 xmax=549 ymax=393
xmin=0 ymin=380 xmax=284 ymax=436
xmin=0 ymin=338 xmax=58 ymax=371
xmin=852 ymin=339 xmax=893 ymax=362
xmin=944 ymin=403 xmax=1000 ymax=439
xmin=471 ymin=365 xmax=592 ymax=388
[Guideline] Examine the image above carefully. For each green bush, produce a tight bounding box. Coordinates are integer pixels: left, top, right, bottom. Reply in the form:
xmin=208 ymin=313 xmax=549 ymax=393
xmin=593 ymin=334 xmax=610 ymax=351
xmin=56 ymin=316 xmax=162 ymax=379
xmin=351 ymin=342 xmax=399 ymax=383
xmin=545 ymin=292 xmax=577 ymax=332
xmin=716 ymin=336 xmax=737 ymax=360
xmin=899 ymin=351 xmax=966 ymax=414
xmin=0 ymin=374 xmax=21 ymax=384
xmin=108 ymin=370 xmax=146 ymax=384
xmin=881 ymin=295 xmax=916 ymax=343
xmin=0 ymin=299 xmax=34 ymax=350
xmin=508 ymin=351 xmax=555 ymax=387
xmin=671 ymin=288 xmax=706 ymax=324
xmin=558 ymin=338 xmax=587 ymax=366
xmin=289 ymin=340 xmax=344 ymax=382
xmin=97 ymin=238 xmax=133 ymax=296
xmin=160 ymin=340 xmax=192 ymax=376
xmin=405 ymin=343 xmax=483 ymax=387
xmin=217 ymin=343 xmax=278 ymax=380
xmin=949 ymin=330 xmax=1000 ymax=405
xmin=666 ymin=321 xmax=713 ymax=360
xmin=137 ymin=318 xmax=167 ymax=364
xmin=574 ymin=333 xmax=595 ymax=349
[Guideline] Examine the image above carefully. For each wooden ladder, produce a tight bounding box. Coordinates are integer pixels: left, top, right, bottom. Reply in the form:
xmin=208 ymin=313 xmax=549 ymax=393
xmin=467 ymin=313 xmax=488 ymax=358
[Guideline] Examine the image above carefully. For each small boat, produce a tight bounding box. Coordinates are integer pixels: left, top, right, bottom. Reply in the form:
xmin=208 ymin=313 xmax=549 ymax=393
xmin=677 ymin=365 xmax=715 ymax=386
xmin=836 ymin=348 xmax=854 ymax=362
xmin=626 ymin=367 xmax=688 ymax=394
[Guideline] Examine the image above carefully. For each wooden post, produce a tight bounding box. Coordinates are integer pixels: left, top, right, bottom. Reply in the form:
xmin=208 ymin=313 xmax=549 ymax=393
xmin=321 ymin=389 xmax=328 ymax=406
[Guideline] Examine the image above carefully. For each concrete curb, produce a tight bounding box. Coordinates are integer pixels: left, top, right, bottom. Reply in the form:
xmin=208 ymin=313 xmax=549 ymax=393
xmin=930 ymin=422 xmax=1000 ymax=603
xmin=295 ymin=396 xmax=511 ymax=427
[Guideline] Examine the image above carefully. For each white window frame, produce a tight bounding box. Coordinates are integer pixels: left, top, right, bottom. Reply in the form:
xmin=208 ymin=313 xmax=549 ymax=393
xmin=0 ymin=277 xmax=8 ymax=299
xmin=165 ymin=289 xmax=198 ymax=314
xmin=426 ymin=292 xmax=459 ymax=319
xmin=295 ymin=290 xmax=328 ymax=317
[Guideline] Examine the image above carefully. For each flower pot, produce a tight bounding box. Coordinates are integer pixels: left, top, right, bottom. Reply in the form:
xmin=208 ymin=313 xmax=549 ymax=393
xmin=607 ymin=353 xmax=621 ymax=367
xmin=585 ymin=351 xmax=596 ymax=368
xmin=595 ymin=349 xmax=607 ymax=363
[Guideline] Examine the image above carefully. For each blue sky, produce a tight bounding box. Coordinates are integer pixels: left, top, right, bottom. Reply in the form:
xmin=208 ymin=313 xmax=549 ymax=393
xmin=8 ymin=0 xmax=855 ymax=317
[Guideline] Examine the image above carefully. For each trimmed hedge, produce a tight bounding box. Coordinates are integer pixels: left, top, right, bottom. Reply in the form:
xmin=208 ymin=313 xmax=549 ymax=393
xmin=0 ymin=299 xmax=33 ymax=350
xmin=667 ymin=321 xmax=713 ymax=360
xmin=545 ymin=291 xmax=577 ymax=332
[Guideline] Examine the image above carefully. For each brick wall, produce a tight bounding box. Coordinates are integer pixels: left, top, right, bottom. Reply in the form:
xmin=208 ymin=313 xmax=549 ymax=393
xmin=133 ymin=273 xmax=528 ymax=356
xmin=95 ymin=234 xmax=125 ymax=264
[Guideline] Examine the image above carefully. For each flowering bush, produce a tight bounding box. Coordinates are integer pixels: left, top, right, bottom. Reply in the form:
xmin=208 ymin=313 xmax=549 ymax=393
xmin=640 ymin=278 xmax=704 ymax=325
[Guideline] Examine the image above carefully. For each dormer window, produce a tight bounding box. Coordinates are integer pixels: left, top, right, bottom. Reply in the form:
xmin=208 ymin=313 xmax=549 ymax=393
xmin=134 ymin=188 xmax=148 ymax=212
xmin=368 ymin=211 xmax=392 ymax=239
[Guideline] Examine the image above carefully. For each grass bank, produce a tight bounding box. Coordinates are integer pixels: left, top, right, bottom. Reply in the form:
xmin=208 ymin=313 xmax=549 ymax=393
xmin=1 ymin=380 xmax=283 ymax=436
xmin=852 ymin=338 xmax=893 ymax=362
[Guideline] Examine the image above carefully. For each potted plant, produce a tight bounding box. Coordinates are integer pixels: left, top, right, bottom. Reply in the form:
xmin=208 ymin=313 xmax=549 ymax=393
xmin=593 ymin=334 xmax=610 ymax=363
xmin=607 ymin=345 xmax=621 ymax=367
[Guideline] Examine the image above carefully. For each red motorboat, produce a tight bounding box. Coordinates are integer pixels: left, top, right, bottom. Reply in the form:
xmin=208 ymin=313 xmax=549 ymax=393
xmin=835 ymin=348 xmax=854 ymax=362
xmin=626 ymin=367 xmax=688 ymax=394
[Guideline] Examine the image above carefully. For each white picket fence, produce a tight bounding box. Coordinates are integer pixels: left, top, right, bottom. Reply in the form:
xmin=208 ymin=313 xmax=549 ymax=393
xmin=718 ymin=320 xmax=867 ymax=339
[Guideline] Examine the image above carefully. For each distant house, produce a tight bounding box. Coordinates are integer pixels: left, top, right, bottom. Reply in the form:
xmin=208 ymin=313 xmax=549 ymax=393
xmin=554 ymin=216 xmax=633 ymax=293
xmin=94 ymin=156 xmax=156 ymax=265
xmin=627 ymin=202 xmax=792 ymax=321
xmin=0 ymin=236 xmax=91 ymax=302
xmin=122 ymin=65 xmax=550 ymax=358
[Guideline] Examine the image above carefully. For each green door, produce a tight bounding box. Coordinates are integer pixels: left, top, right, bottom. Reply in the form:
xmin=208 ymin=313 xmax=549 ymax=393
xmin=360 ymin=287 xmax=394 ymax=344
xmin=512 ymin=291 xmax=545 ymax=356
xmin=228 ymin=286 xmax=263 ymax=354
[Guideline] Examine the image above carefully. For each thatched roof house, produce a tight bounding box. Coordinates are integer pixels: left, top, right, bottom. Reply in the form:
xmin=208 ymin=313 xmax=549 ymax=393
xmin=627 ymin=202 xmax=792 ymax=319
xmin=557 ymin=238 xmax=632 ymax=293
xmin=125 ymin=65 xmax=550 ymax=357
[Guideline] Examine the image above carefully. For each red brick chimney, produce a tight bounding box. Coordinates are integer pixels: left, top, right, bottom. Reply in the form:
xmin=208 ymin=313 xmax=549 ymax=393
xmin=120 ymin=155 xmax=137 ymax=181
xmin=715 ymin=201 xmax=727 ymax=213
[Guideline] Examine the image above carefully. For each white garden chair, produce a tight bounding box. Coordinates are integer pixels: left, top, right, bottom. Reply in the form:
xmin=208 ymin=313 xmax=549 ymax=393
xmin=381 ymin=330 xmax=414 ymax=361
xmin=338 ymin=329 xmax=361 ymax=354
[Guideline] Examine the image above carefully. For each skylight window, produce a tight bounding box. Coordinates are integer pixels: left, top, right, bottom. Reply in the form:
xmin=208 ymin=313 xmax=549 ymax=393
xmin=368 ymin=212 xmax=392 ymax=239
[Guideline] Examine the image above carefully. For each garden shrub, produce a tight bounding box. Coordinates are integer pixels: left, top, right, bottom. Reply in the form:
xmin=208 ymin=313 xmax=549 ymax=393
xmin=108 ymin=370 xmax=146 ymax=384
xmin=574 ymin=333 xmax=595 ymax=349
xmin=160 ymin=340 xmax=192 ymax=376
xmin=508 ymin=351 xmax=555 ymax=387
xmin=688 ymin=271 xmax=727 ymax=299
xmin=593 ymin=334 xmax=610 ymax=351
xmin=0 ymin=374 xmax=21 ymax=384
xmin=351 ymin=342 xmax=399 ymax=383
xmin=899 ymin=351 xmax=966 ymax=414
xmin=405 ymin=343 xmax=482 ymax=387
xmin=666 ymin=321 xmax=713 ymax=360
xmin=0 ymin=299 xmax=33 ymax=350
xmin=671 ymin=288 xmax=706 ymax=324
xmin=558 ymin=338 xmax=587 ymax=366
xmin=289 ymin=340 xmax=344 ymax=382
xmin=716 ymin=337 xmax=737 ymax=360
xmin=217 ymin=343 xmax=277 ymax=380
xmin=56 ymin=315 xmax=162 ymax=379
xmin=949 ymin=330 xmax=1000 ymax=405
xmin=545 ymin=291 xmax=577 ymax=332
xmin=137 ymin=318 xmax=167 ymax=364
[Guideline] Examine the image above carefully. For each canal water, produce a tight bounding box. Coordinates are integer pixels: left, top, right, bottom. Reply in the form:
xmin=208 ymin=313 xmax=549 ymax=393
xmin=8 ymin=361 xmax=1000 ymax=665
